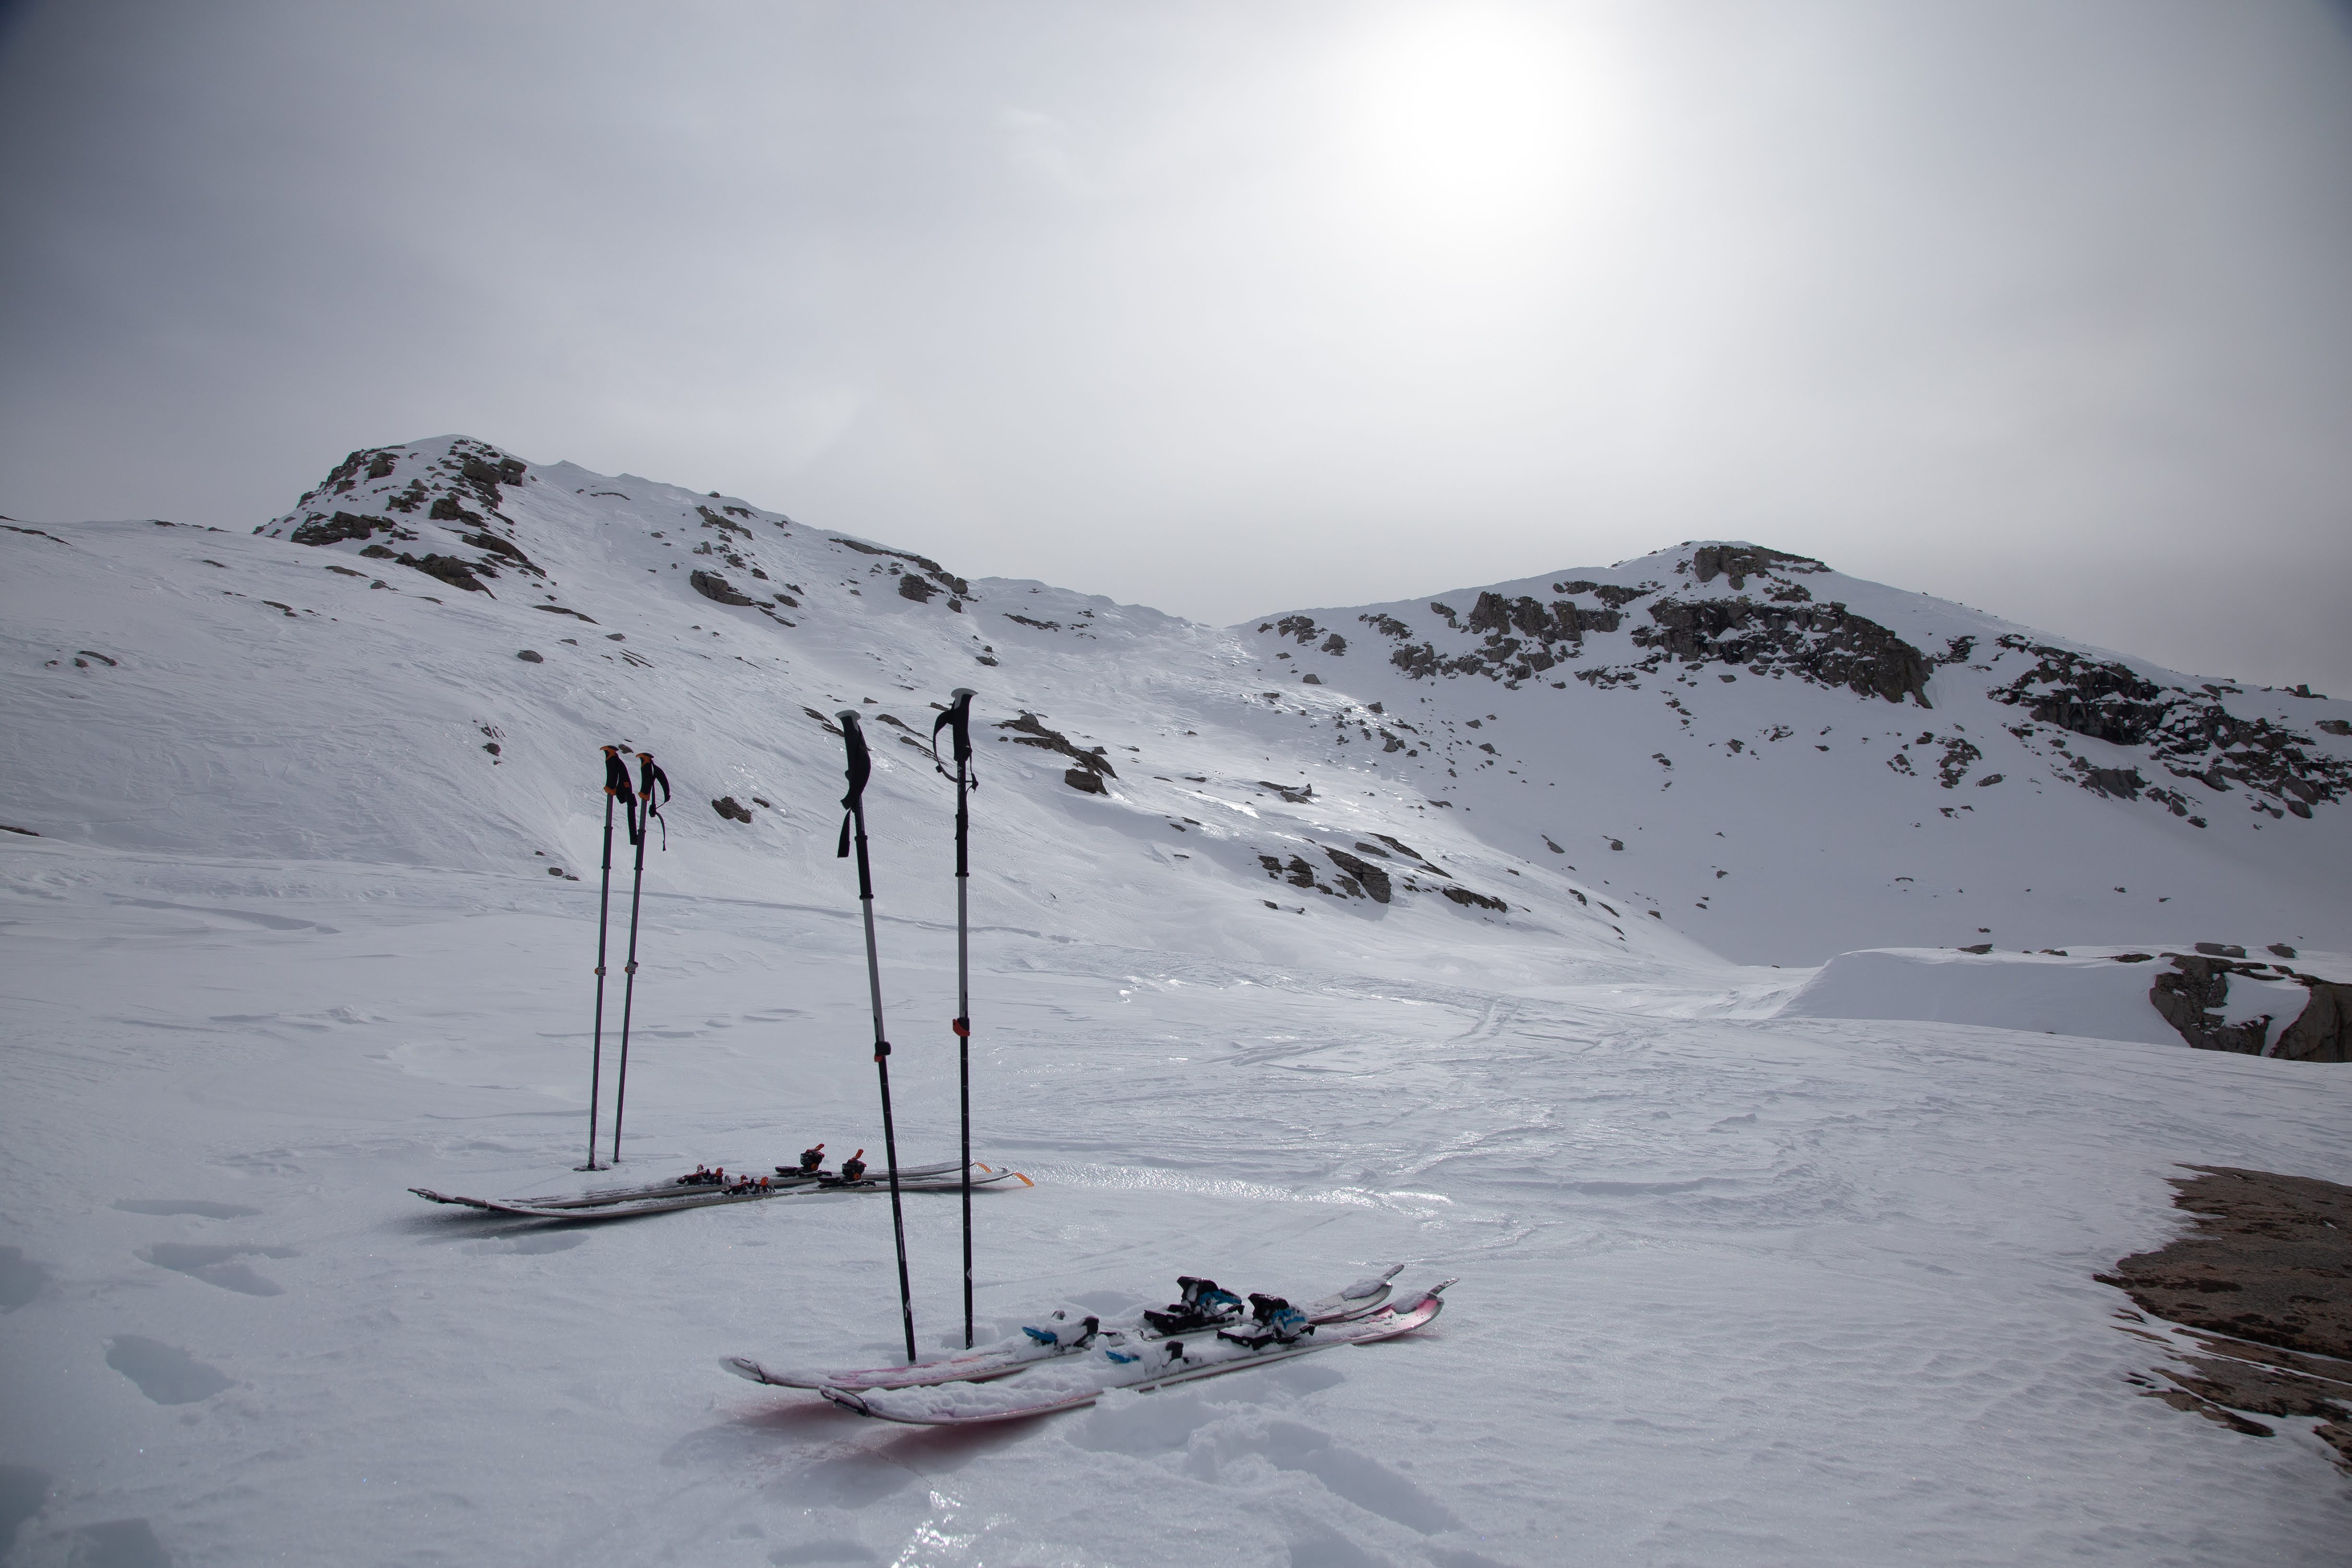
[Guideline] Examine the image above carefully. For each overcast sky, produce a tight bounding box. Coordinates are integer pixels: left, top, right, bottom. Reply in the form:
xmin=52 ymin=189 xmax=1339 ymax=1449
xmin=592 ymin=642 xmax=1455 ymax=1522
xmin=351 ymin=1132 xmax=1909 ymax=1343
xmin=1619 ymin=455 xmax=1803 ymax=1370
xmin=4 ymin=0 xmax=2349 ymax=690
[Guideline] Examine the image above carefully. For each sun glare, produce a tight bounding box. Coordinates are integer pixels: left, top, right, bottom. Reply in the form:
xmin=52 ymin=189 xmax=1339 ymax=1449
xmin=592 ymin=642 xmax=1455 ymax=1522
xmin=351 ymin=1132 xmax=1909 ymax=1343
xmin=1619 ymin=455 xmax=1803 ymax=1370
xmin=1331 ymin=5 xmax=1626 ymax=240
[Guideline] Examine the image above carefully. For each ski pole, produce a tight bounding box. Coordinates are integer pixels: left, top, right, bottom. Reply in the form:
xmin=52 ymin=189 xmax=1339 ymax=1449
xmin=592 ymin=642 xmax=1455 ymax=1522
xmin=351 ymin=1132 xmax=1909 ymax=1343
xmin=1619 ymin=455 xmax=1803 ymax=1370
xmin=932 ymin=687 xmax=978 ymax=1347
xmin=837 ymin=711 xmax=918 ymax=1364
xmin=584 ymin=744 xmax=635 ymax=1171
xmin=610 ymin=752 xmax=672 ymax=1164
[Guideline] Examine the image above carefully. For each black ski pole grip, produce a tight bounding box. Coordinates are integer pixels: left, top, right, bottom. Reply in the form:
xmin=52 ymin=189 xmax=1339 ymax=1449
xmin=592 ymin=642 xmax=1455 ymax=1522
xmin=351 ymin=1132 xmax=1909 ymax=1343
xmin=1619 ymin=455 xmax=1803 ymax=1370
xmin=874 ymin=1038 xmax=891 ymax=1060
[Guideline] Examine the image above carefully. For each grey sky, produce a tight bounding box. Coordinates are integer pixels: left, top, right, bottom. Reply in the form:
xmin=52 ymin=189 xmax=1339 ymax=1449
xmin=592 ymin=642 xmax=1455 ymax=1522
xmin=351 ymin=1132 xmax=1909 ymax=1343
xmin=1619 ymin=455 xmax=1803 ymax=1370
xmin=4 ymin=0 xmax=2349 ymax=691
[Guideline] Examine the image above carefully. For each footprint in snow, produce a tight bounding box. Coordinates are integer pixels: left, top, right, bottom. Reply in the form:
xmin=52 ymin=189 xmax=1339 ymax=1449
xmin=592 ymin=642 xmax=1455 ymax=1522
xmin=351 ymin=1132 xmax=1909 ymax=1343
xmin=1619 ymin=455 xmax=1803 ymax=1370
xmin=135 ymin=1242 xmax=295 ymax=1297
xmin=0 ymin=1247 xmax=50 ymax=1310
xmin=106 ymin=1336 xmax=231 ymax=1405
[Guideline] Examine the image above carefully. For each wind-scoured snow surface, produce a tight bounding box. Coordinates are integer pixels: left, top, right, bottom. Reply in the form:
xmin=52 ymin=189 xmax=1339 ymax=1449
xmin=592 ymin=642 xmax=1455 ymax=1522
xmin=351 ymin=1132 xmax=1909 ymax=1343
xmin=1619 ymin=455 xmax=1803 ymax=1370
xmin=1 ymin=438 xmax=2348 ymax=1566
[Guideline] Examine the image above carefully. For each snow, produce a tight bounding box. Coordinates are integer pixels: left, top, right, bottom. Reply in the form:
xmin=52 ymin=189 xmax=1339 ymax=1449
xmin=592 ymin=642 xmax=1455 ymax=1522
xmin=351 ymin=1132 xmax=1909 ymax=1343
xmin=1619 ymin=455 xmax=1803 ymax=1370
xmin=1778 ymin=948 xmax=2206 ymax=1046
xmin=2 ymin=441 xmax=2349 ymax=1564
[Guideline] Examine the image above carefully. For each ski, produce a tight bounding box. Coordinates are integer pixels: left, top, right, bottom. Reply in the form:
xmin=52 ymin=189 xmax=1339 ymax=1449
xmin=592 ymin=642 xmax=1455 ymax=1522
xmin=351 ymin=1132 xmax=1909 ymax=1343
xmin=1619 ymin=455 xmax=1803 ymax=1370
xmin=723 ymin=1264 xmax=1405 ymax=1393
xmin=409 ymin=1158 xmax=1007 ymax=1216
xmin=818 ymin=1280 xmax=1454 ymax=1426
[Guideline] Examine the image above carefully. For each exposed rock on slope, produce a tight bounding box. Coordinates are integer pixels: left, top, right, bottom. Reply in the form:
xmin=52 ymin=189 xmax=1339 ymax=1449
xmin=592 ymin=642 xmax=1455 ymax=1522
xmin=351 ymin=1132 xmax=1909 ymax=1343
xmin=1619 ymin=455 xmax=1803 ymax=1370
xmin=2147 ymin=952 xmax=2351 ymax=1061
xmin=1239 ymin=539 xmax=2350 ymax=962
xmin=2100 ymin=1166 xmax=2352 ymax=1472
xmin=1991 ymin=639 xmax=2351 ymax=818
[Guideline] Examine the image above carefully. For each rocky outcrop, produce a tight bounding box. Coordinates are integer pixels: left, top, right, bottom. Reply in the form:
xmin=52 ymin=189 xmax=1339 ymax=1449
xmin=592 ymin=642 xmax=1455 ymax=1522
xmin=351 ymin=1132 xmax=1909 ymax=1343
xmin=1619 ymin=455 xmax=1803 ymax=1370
xmin=1991 ymin=638 xmax=2351 ymax=816
xmin=997 ymin=712 xmax=1116 ymax=779
xmin=1322 ymin=846 xmax=1391 ymax=903
xmin=711 ymin=796 xmax=752 ymax=823
xmin=290 ymin=511 xmax=400 ymax=547
xmin=2146 ymin=952 xmax=2349 ymax=1061
xmin=2097 ymin=1166 xmax=2352 ymax=1472
xmin=2274 ymin=982 xmax=2352 ymax=1064
xmin=830 ymin=537 xmax=970 ymax=598
xmin=1686 ymin=544 xmax=1827 ymax=588
xmin=690 ymin=570 xmax=754 ymax=606
xmin=1631 ymin=597 xmax=1933 ymax=705
xmin=399 ymin=553 xmax=491 ymax=594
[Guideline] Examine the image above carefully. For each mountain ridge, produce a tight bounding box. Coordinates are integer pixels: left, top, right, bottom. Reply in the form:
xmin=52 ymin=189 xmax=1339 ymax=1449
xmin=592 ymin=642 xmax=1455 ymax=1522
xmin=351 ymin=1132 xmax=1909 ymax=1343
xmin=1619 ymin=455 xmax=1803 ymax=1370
xmin=3 ymin=434 xmax=2345 ymax=974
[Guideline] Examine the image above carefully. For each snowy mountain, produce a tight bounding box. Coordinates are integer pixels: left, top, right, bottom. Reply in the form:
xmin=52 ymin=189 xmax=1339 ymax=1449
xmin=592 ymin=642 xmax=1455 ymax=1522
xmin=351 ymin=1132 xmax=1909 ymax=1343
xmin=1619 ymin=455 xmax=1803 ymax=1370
xmin=3 ymin=436 xmax=2350 ymax=1566
xmin=12 ymin=434 xmax=2348 ymax=977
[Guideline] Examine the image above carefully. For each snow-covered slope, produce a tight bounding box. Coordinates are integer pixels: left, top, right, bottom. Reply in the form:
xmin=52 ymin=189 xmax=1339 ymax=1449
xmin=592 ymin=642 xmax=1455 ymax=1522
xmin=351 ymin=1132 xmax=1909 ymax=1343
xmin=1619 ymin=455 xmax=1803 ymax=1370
xmin=3 ymin=438 xmax=2350 ymax=1566
xmin=1239 ymin=542 xmax=2352 ymax=963
xmin=9 ymin=439 xmax=2346 ymax=979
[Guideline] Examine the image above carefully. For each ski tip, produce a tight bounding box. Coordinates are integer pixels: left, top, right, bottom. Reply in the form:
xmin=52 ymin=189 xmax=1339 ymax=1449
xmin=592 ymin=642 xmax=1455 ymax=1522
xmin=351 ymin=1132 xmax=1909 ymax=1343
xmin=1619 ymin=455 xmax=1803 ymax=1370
xmin=1014 ymin=1171 xmax=1034 ymax=1187
xmin=720 ymin=1356 xmax=771 ymax=1385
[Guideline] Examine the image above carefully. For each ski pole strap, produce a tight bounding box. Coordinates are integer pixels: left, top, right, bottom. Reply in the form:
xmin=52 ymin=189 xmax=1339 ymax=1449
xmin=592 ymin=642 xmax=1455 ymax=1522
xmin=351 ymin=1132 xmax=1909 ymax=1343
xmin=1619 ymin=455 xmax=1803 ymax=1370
xmin=837 ymin=711 xmax=872 ymax=862
xmin=603 ymin=748 xmax=637 ymax=804
xmin=951 ymin=1017 xmax=970 ymax=1038
xmin=636 ymin=754 xmax=670 ymax=850
xmin=932 ymin=687 xmax=977 ymax=784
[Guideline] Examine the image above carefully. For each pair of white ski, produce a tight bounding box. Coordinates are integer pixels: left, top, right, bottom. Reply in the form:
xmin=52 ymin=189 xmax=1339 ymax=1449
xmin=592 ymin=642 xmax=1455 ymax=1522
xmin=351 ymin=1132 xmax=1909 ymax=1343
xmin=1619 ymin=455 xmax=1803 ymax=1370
xmin=410 ymin=1159 xmax=1028 ymax=1220
xmin=723 ymin=1264 xmax=1453 ymax=1426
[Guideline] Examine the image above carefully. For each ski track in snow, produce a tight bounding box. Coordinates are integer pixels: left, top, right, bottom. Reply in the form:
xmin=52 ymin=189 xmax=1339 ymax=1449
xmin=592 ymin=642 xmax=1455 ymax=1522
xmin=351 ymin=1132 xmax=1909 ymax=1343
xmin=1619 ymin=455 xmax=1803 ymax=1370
xmin=1 ymin=440 xmax=2348 ymax=1564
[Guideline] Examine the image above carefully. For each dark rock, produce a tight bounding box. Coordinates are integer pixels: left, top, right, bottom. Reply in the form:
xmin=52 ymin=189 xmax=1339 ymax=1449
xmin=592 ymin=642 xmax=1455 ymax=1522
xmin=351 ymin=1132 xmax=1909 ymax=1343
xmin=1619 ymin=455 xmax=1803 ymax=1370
xmin=1993 ymin=637 xmax=2350 ymax=814
xmin=400 ymin=553 xmax=491 ymax=593
xmin=1300 ymin=672 xmax=1322 ymax=685
xmin=1958 ymin=943 xmax=1993 ymax=954
xmin=429 ymin=495 xmax=483 ymax=525
xmin=532 ymin=604 xmax=597 ymax=623
xmin=1688 ymin=543 xmax=1827 ymax=588
xmin=2097 ymin=1165 xmax=2352 ymax=1471
xmin=2194 ymin=942 xmax=2247 ymax=958
xmin=1633 ymin=597 xmax=1933 ymax=705
xmin=2268 ymin=944 xmax=2298 ymax=959
xmin=1323 ymin=847 xmax=1391 ymax=903
xmin=998 ymin=712 xmax=1115 ymax=777
xmin=897 ymin=574 xmax=938 ymax=603
xmin=1441 ymin=886 xmax=1507 ymax=912
xmin=461 ymin=453 xmax=527 ymax=491
xmin=690 ymin=570 xmax=754 ymax=606
xmin=365 ymin=452 xmax=397 ymax=479
xmin=359 ymin=543 xmax=396 ymax=559
xmin=2273 ymin=982 xmax=2351 ymax=1064
xmin=1549 ymin=580 xmax=1655 ymax=607
xmin=2084 ymin=766 xmax=2144 ymax=800
xmin=1274 ymin=615 xmax=1321 ymax=644
xmin=1320 ymin=633 xmax=1346 ymax=655
xmin=829 ymin=537 xmax=969 ymax=596
xmin=461 ymin=531 xmax=542 ymax=575
xmin=1257 ymin=780 xmax=1312 ymax=804
xmin=1064 ymin=768 xmax=1106 ymax=795
xmin=711 ymin=796 xmax=752 ymax=823
xmin=290 ymin=511 xmax=393 ymax=547
xmin=2149 ymin=954 xmax=2275 ymax=1054
xmin=2317 ymin=719 xmax=2351 ymax=737
xmin=516 ymin=650 xmax=543 ymax=663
